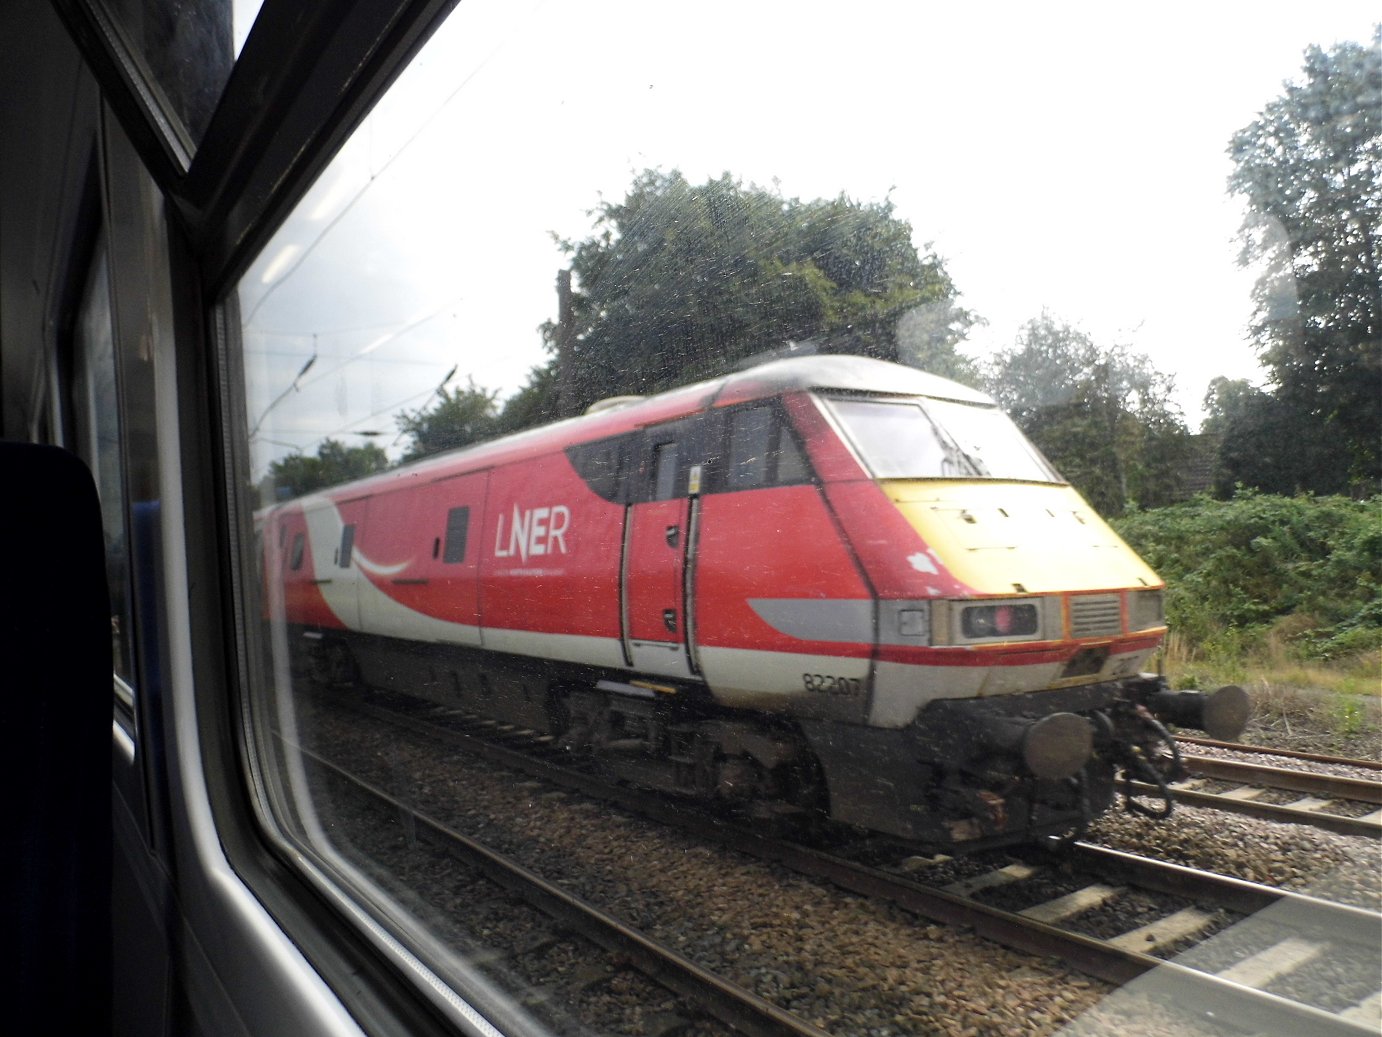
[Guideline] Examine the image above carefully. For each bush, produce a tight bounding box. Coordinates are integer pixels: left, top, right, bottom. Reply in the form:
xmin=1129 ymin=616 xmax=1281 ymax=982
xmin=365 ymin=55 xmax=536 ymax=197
xmin=1112 ymin=491 xmax=1381 ymax=662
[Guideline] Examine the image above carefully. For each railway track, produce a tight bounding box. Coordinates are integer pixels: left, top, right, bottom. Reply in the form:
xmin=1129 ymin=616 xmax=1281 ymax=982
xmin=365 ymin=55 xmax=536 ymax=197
xmin=1175 ymin=736 xmax=1382 ymax=771
xmin=1122 ymin=751 xmax=1382 ymax=839
xmin=843 ymin=846 xmax=1380 ymax=1036
xmin=319 ymin=688 xmax=1382 ymax=1036
xmin=293 ymin=738 xmax=834 ymax=1037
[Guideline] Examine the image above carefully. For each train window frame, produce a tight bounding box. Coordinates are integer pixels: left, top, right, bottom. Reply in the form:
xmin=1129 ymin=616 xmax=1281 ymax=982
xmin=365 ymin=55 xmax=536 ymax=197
xmin=98 ymin=0 xmax=236 ymax=152
xmin=37 ymin=2 xmax=537 ymax=1034
xmin=70 ymin=231 xmax=141 ymax=696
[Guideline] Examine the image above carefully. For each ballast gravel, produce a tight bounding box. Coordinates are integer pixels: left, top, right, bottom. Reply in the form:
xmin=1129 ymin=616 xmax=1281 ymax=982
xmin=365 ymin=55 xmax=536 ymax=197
xmin=1086 ymin=804 xmax=1380 ymax=911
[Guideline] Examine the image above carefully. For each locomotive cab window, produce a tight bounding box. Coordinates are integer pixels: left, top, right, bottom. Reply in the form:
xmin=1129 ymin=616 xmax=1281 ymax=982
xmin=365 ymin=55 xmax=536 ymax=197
xmin=774 ymin=425 xmax=808 ymax=485
xmin=825 ymin=396 xmax=1062 ymax=483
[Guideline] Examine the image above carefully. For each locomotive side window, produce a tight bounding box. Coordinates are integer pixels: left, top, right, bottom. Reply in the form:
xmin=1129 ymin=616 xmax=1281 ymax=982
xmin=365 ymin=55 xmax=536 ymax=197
xmin=722 ymin=404 xmax=811 ymax=491
xmin=443 ymin=506 xmax=470 ymax=563
xmin=289 ymin=532 xmax=304 ymax=570
xmin=566 ymin=435 xmax=631 ymax=502
xmin=338 ymin=523 xmax=355 ymax=567
xmin=727 ymin=407 xmax=771 ymax=489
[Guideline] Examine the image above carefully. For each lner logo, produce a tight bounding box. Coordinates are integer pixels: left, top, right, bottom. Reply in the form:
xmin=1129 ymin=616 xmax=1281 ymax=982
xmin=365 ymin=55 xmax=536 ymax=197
xmin=494 ymin=504 xmax=571 ymax=563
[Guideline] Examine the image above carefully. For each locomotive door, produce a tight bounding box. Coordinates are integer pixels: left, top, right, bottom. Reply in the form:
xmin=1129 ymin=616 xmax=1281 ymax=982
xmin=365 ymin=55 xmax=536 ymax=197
xmin=622 ymin=420 xmax=699 ymax=679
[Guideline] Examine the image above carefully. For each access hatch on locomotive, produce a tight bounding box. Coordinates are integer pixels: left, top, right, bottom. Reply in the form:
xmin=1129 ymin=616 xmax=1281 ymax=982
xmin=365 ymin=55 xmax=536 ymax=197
xmin=260 ymin=354 xmax=1250 ymax=851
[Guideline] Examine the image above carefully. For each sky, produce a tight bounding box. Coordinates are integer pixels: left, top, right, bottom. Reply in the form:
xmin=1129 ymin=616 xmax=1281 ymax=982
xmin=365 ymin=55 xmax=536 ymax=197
xmin=235 ymin=0 xmax=1379 ymax=476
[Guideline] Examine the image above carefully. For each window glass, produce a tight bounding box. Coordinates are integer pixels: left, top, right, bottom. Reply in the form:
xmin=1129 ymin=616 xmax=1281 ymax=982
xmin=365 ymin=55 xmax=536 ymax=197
xmin=72 ymin=242 xmax=136 ymax=693
xmin=727 ymin=407 xmax=771 ymax=490
xmin=227 ymin=2 xmax=1381 ymax=1034
xmin=827 ymin=397 xmax=1061 ymax=483
xmin=566 ymin=437 xmax=626 ymax=501
xmin=723 ymin=405 xmax=810 ymax=490
xmin=338 ymin=523 xmax=355 ymax=567
xmin=925 ymin=396 xmax=1063 ymax=483
xmin=101 ymin=0 xmax=265 ymax=149
xmin=443 ymin=506 xmax=470 ymax=563
xmin=775 ymin=427 xmax=808 ymax=485
xmin=652 ymin=440 xmax=679 ymax=500
xmin=93 ymin=116 xmax=180 ymax=723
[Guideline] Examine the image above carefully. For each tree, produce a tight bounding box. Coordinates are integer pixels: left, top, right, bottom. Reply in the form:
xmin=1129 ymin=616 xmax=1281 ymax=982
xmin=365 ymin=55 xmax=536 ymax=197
xmin=1228 ymin=30 xmax=1382 ymax=490
xmin=1199 ymin=376 xmax=1259 ymax=439
xmin=985 ymin=313 xmax=1191 ymax=515
xmin=1201 ymin=376 xmax=1354 ymax=496
xmin=395 ymin=379 xmax=500 ymax=463
xmin=894 ymin=299 xmax=985 ymax=384
xmin=264 ymin=438 xmax=388 ymax=500
xmin=491 ymin=363 xmax=560 ymax=436
xmin=544 ymin=169 xmax=978 ymax=414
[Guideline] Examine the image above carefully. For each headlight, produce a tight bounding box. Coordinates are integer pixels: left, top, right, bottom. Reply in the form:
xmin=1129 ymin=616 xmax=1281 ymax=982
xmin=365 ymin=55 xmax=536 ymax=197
xmin=898 ymin=608 xmax=929 ymax=638
xmin=1128 ymin=589 xmax=1165 ymax=631
xmin=961 ymin=603 xmax=1039 ymax=639
xmin=879 ymin=601 xmax=932 ymax=644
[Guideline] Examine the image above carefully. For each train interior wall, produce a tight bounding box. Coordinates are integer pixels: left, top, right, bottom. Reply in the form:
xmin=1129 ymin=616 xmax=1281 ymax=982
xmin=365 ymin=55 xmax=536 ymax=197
xmin=1 ymin=6 xmax=173 ymax=1035
xmin=0 ymin=2 xmax=290 ymax=1034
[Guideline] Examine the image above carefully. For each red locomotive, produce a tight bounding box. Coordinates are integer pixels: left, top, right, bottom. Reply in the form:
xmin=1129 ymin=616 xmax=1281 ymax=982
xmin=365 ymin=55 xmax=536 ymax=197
xmin=260 ymin=355 xmax=1247 ymax=849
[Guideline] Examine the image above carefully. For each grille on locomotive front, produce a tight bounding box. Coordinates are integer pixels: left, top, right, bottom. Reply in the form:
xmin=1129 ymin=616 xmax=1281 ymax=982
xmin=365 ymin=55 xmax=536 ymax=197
xmin=1069 ymin=594 xmax=1123 ymax=638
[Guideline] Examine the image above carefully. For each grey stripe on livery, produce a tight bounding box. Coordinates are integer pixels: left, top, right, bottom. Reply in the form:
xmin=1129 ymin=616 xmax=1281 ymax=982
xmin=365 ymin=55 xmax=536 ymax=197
xmin=748 ymin=598 xmax=875 ymax=644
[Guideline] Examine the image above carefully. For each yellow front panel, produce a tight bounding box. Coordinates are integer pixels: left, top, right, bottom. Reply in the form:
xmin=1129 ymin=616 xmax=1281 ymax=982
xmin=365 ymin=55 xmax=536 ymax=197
xmin=883 ymin=480 xmax=1162 ymax=595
